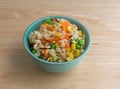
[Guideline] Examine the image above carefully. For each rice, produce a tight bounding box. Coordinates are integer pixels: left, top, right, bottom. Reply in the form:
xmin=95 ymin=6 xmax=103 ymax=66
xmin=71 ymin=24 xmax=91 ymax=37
xmin=28 ymin=18 xmax=85 ymax=62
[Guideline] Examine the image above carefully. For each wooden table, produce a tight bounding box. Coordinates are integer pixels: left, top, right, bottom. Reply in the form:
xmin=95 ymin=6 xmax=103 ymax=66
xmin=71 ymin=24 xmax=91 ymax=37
xmin=0 ymin=0 xmax=120 ymax=89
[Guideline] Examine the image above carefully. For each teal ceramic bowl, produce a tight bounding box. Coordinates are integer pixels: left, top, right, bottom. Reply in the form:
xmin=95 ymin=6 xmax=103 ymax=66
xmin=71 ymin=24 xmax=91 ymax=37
xmin=23 ymin=16 xmax=91 ymax=73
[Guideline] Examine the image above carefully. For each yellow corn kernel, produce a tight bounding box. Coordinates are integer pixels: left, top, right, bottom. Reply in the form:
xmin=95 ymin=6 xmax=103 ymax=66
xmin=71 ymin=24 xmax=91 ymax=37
xmin=53 ymin=22 xmax=58 ymax=27
xmin=71 ymin=43 xmax=76 ymax=50
xmin=78 ymin=31 xmax=83 ymax=37
xmin=48 ymin=56 xmax=54 ymax=62
xmin=67 ymin=26 xmax=72 ymax=33
xmin=66 ymin=47 xmax=72 ymax=52
xmin=74 ymin=49 xmax=81 ymax=57
xmin=67 ymin=51 xmax=73 ymax=57
xmin=66 ymin=56 xmax=74 ymax=61
xmin=54 ymin=32 xmax=61 ymax=37
xmin=44 ymin=23 xmax=50 ymax=26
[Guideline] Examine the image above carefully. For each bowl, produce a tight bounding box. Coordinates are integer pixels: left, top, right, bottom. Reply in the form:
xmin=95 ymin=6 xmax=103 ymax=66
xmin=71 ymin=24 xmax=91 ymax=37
xmin=23 ymin=16 xmax=91 ymax=73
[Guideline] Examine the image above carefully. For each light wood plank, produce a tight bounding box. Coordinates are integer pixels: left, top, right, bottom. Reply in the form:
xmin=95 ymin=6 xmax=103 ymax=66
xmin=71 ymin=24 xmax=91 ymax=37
xmin=0 ymin=0 xmax=120 ymax=89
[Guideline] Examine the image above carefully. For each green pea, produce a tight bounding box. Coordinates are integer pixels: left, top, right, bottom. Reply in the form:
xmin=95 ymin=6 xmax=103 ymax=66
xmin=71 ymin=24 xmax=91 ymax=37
xmin=76 ymin=44 xmax=81 ymax=50
xmin=45 ymin=19 xmax=52 ymax=25
xmin=50 ymin=43 xmax=56 ymax=49
xmin=32 ymin=49 xmax=36 ymax=54
xmin=78 ymin=40 xmax=84 ymax=46
xmin=54 ymin=56 xmax=60 ymax=62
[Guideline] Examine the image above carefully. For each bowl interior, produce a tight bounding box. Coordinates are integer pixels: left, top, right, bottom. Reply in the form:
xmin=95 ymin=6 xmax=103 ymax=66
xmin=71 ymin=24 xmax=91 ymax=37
xmin=23 ymin=16 xmax=91 ymax=64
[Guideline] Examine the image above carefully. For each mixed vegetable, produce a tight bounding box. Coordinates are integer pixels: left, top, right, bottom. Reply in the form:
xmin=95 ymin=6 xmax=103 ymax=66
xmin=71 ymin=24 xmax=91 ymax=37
xmin=28 ymin=18 xmax=85 ymax=62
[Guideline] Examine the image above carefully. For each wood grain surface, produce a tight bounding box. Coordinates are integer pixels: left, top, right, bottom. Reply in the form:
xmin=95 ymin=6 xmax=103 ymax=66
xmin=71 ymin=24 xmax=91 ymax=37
xmin=0 ymin=0 xmax=120 ymax=89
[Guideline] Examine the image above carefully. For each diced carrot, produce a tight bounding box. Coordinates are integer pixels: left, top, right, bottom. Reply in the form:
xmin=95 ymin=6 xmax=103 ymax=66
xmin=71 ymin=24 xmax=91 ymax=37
xmin=47 ymin=38 xmax=54 ymax=42
xmin=41 ymin=39 xmax=48 ymax=44
xmin=64 ymin=33 xmax=69 ymax=39
xmin=46 ymin=25 xmax=55 ymax=31
xmin=54 ymin=37 xmax=60 ymax=41
xmin=47 ymin=37 xmax=60 ymax=42
xmin=61 ymin=21 xmax=69 ymax=32
xmin=42 ymin=49 xmax=48 ymax=57
xmin=60 ymin=33 xmax=70 ymax=40
xmin=62 ymin=25 xmax=66 ymax=32
xmin=62 ymin=21 xmax=69 ymax=26
xmin=64 ymin=43 xmax=70 ymax=48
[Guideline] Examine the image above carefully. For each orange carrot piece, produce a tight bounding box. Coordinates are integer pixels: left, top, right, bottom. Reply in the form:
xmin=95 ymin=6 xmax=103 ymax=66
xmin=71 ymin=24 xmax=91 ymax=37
xmin=62 ymin=21 xmax=69 ymax=26
xmin=61 ymin=21 xmax=69 ymax=32
xmin=46 ymin=25 xmax=55 ymax=31
xmin=41 ymin=39 xmax=48 ymax=44
xmin=64 ymin=33 xmax=69 ymax=39
xmin=47 ymin=37 xmax=60 ymax=42
xmin=62 ymin=25 xmax=66 ymax=32
xmin=42 ymin=49 xmax=47 ymax=57
xmin=64 ymin=43 xmax=70 ymax=48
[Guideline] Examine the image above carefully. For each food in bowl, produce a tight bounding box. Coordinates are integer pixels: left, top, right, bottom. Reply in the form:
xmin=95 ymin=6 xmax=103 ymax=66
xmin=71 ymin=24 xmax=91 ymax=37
xmin=28 ymin=18 xmax=85 ymax=62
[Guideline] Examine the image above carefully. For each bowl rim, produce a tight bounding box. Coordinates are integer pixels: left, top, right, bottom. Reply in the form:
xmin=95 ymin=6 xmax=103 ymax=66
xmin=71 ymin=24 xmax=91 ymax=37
xmin=23 ymin=16 xmax=91 ymax=65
